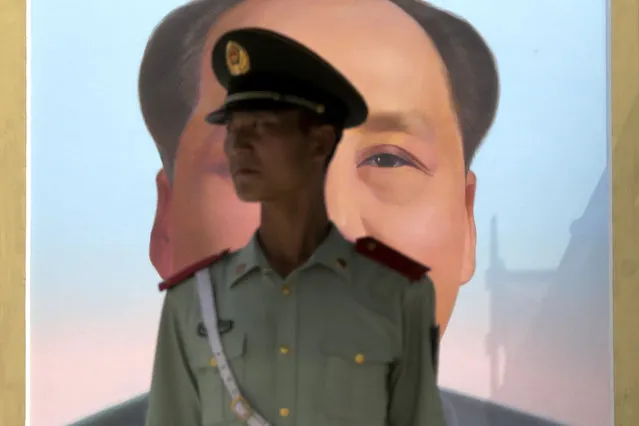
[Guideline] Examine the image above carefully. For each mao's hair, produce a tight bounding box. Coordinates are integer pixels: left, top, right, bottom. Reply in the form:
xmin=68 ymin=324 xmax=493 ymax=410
xmin=138 ymin=0 xmax=243 ymax=178
xmin=392 ymin=0 xmax=500 ymax=168
xmin=138 ymin=0 xmax=499 ymax=179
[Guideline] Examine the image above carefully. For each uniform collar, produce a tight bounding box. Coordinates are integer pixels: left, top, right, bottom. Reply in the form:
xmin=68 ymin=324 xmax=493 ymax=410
xmin=305 ymin=224 xmax=352 ymax=279
xmin=227 ymin=232 xmax=270 ymax=288
xmin=227 ymin=222 xmax=352 ymax=289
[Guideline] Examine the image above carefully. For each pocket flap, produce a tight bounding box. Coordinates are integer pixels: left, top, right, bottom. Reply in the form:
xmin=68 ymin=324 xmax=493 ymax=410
xmin=194 ymin=331 xmax=246 ymax=369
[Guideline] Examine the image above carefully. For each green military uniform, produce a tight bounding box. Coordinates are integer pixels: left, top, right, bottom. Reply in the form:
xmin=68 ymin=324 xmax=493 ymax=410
xmin=145 ymin=27 xmax=445 ymax=426
xmin=146 ymin=227 xmax=444 ymax=426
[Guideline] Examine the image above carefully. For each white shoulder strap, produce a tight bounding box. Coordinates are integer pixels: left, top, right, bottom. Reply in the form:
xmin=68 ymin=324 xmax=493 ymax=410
xmin=195 ymin=268 xmax=271 ymax=426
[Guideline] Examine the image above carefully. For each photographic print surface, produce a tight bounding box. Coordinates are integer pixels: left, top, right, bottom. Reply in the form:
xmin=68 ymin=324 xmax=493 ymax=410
xmin=29 ymin=0 xmax=611 ymax=425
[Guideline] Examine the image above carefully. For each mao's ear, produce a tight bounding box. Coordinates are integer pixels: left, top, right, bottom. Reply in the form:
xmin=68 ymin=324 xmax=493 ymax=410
xmin=150 ymin=169 xmax=174 ymax=279
xmin=460 ymin=170 xmax=477 ymax=285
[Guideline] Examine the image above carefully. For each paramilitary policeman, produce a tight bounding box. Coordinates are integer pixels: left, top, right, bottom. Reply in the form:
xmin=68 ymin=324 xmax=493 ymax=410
xmin=145 ymin=27 xmax=445 ymax=426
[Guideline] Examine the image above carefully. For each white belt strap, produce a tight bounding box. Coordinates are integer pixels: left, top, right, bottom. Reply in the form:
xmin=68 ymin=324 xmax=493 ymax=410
xmin=195 ymin=268 xmax=271 ymax=426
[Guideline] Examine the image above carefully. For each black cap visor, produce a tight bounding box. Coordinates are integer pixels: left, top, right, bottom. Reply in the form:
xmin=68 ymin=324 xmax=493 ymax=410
xmin=205 ymin=92 xmax=326 ymax=124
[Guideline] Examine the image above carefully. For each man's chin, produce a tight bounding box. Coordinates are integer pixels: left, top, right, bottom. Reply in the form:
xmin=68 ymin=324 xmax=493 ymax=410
xmin=234 ymin=189 xmax=264 ymax=203
xmin=231 ymin=176 xmax=267 ymax=202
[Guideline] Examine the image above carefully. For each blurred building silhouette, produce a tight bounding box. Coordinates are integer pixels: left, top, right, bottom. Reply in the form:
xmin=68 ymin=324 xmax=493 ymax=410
xmin=486 ymin=168 xmax=611 ymax=426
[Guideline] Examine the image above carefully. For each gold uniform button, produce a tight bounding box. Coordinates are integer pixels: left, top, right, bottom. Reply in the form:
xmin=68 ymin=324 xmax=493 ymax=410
xmin=354 ymin=353 xmax=365 ymax=364
xmin=279 ymin=408 xmax=290 ymax=417
xmin=281 ymin=286 xmax=291 ymax=295
xmin=367 ymin=242 xmax=376 ymax=251
xmin=209 ymin=358 xmax=217 ymax=367
xmin=279 ymin=346 xmax=290 ymax=355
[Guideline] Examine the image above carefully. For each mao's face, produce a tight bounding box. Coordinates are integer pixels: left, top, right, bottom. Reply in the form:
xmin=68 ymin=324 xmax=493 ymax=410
xmin=159 ymin=0 xmax=477 ymax=335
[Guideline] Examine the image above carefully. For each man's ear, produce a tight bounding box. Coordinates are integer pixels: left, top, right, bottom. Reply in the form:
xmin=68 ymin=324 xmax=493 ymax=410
xmin=150 ymin=169 xmax=174 ymax=279
xmin=460 ymin=170 xmax=477 ymax=285
xmin=309 ymin=124 xmax=337 ymax=164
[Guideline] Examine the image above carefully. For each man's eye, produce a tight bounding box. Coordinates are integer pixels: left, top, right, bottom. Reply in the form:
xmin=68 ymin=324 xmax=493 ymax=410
xmin=358 ymin=153 xmax=414 ymax=168
xmin=255 ymin=120 xmax=275 ymax=128
xmin=254 ymin=119 xmax=282 ymax=132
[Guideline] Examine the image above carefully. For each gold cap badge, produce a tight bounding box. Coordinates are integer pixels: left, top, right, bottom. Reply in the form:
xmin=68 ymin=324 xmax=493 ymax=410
xmin=226 ymin=41 xmax=250 ymax=76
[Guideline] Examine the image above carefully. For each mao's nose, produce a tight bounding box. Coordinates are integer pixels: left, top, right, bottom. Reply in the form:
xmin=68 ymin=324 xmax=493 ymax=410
xmin=325 ymin=142 xmax=364 ymax=242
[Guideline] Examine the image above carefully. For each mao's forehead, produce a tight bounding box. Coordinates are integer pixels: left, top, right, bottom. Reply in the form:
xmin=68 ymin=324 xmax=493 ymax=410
xmin=207 ymin=0 xmax=453 ymax=120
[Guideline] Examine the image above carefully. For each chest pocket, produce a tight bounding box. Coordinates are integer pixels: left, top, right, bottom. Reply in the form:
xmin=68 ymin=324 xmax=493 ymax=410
xmin=194 ymin=331 xmax=246 ymax=426
xmin=318 ymin=337 xmax=394 ymax=424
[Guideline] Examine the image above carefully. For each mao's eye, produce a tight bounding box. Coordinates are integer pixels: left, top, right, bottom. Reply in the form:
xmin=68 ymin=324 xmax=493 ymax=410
xmin=357 ymin=153 xmax=415 ymax=168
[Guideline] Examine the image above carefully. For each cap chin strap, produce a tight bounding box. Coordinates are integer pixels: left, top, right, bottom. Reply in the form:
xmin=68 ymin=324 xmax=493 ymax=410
xmin=195 ymin=268 xmax=271 ymax=426
xmin=225 ymin=91 xmax=325 ymax=114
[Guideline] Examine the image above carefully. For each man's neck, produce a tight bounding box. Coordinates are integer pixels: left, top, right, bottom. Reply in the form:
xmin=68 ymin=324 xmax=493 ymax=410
xmin=258 ymin=187 xmax=331 ymax=277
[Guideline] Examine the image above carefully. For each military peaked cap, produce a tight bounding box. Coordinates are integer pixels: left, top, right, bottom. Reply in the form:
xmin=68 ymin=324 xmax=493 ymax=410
xmin=206 ymin=27 xmax=368 ymax=129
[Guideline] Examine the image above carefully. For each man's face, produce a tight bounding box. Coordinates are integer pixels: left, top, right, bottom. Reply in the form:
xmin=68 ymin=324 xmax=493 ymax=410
xmin=155 ymin=0 xmax=477 ymax=335
xmin=223 ymin=109 xmax=324 ymax=202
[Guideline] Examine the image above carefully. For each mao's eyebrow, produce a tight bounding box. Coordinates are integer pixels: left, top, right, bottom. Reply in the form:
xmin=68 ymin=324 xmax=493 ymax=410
xmin=360 ymin=111 xmax=432 ymax=138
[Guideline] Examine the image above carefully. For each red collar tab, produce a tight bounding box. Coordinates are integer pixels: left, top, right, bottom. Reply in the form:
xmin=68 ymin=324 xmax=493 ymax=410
xmin=158 ymin=249 xmax=230 ymax=292
xmin=355 ymin=237 xmax=430 ymax=282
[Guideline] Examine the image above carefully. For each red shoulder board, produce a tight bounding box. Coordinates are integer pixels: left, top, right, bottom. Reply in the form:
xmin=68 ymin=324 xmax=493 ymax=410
xmin=355 ymin=237 xmax=430 ymax=282
xmin=158 ymin=250 xmax=230 ymax=292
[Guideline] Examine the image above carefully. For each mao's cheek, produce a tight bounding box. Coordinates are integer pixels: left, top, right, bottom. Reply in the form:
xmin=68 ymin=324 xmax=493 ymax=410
xmin=326 ymin=186 xmax=365 ymax=243
xmin=170 ymin=181 xmax=259 ymax=271
xmin=176 ymin=121 xmax=229 ymax=180
xmin=354 ymin=193 xmax=467 ymax=334
xmin=171 ymin=127 xmax=259 ymax=270
xmin=325 ymin=144 xmax=365 ymax=242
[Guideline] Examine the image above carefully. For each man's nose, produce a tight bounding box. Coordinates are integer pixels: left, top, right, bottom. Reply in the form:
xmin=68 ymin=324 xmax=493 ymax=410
xmin=227 ymin=128 xmax=255 ymax=152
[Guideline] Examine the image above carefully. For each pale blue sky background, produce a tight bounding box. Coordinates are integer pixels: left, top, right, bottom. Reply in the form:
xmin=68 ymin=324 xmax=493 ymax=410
xmin=30 ymin=0 xmax=609 ymax=425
